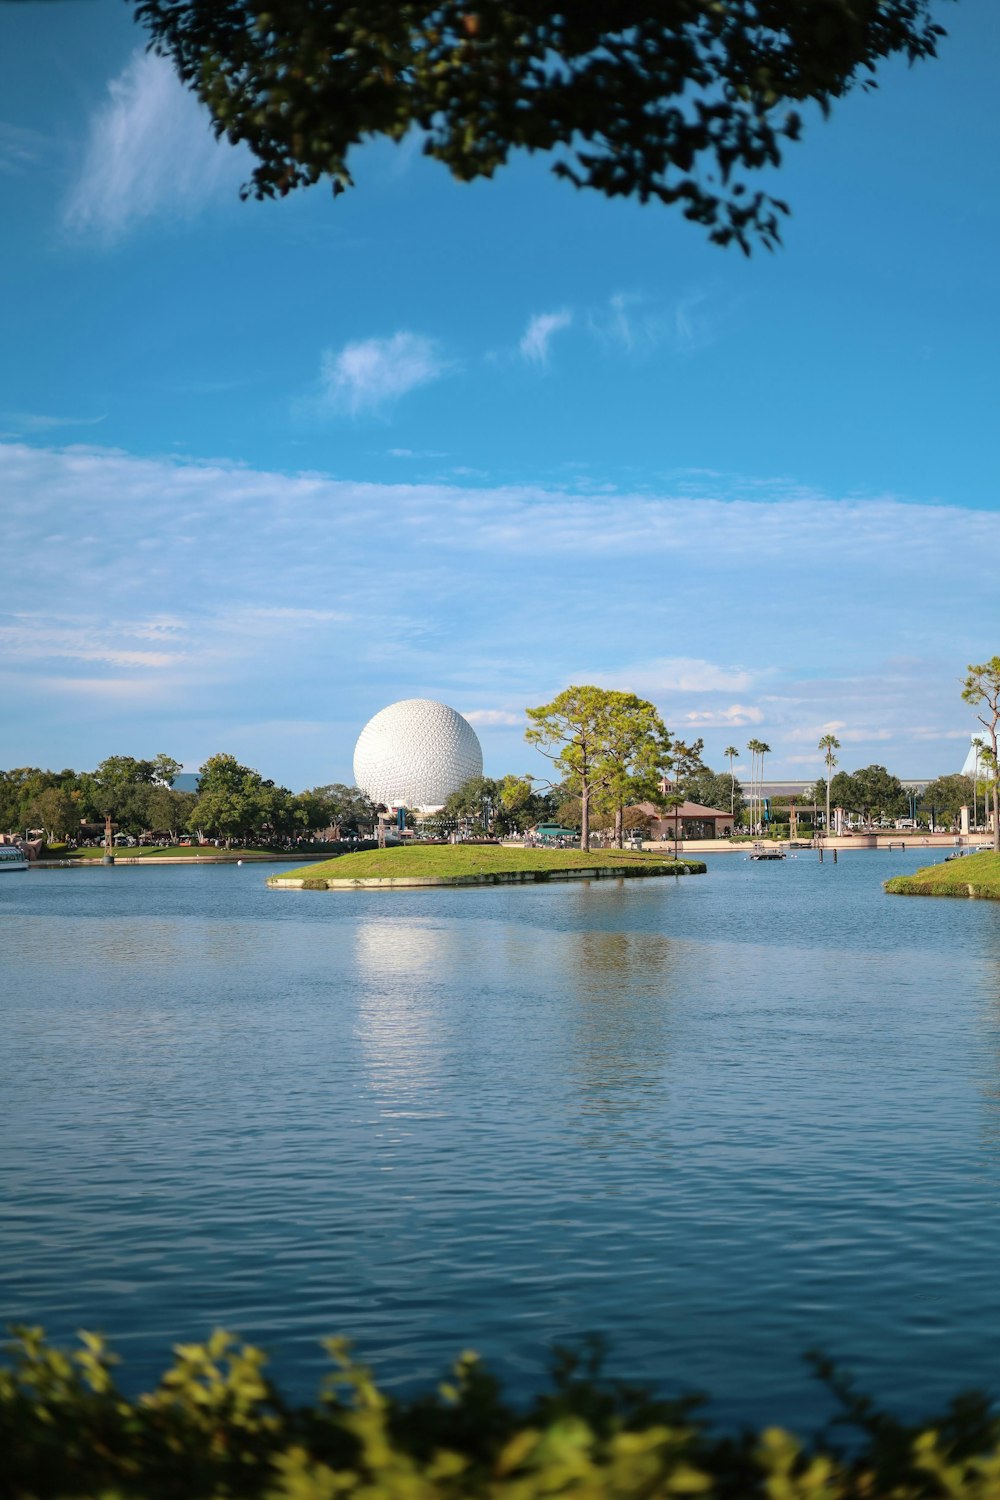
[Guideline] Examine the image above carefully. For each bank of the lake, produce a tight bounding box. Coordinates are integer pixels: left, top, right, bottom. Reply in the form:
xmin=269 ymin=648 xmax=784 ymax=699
xmin=35 ymin=846 xmax=335 ymax=866
xmin=270 ymin=844 xmax=705 ymax=888
xmin=885 ymin=849 xmax=1000 ymax=899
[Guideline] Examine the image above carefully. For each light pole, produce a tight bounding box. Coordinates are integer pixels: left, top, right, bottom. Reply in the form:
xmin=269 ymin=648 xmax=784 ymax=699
xmin=973 ymin=739 xmax=981 ymax=831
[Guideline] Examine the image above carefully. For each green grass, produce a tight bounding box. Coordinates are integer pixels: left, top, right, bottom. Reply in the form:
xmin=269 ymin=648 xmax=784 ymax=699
xmin=885 ymin=849 xmax=1000 ymax=898
xmin=278 ymin=843 xmax=704 ymax=883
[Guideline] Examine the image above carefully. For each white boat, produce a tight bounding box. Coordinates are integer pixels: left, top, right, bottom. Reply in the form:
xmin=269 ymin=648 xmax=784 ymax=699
xmin=0 ymin=844 xmax=29 ymax=871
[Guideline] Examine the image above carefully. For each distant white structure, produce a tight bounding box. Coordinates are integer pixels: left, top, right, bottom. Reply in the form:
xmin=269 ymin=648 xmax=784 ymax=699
xmin=353 ymin=698 xmax=483 ymax=811
xmin=961 ymin=735 xmax=987 ymax=779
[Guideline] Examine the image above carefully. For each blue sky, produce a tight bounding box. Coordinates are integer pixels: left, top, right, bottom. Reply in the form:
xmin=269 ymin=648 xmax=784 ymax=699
xmin=1 ymin=0 xmax=997 ymax=790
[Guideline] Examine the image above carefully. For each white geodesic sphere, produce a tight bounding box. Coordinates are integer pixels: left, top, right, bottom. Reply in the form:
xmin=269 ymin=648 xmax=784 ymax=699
xmin=353 ymin=699 xmax=483 ymax=810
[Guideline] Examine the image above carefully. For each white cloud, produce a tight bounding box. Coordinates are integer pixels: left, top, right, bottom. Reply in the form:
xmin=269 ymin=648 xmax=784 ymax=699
xmin=463 ymin=709 xmax=522 ymax=727
xmin=64 ymin=49 xmax=245 ymax=242
xmin=0 ymin=121 xmax=46 ymax=175
xmin=673 ymin=292 xmax=714 ymax=353
xmin=587 ymin=289 xmax=716 ymax=357
xmin=0 ymin=613 xmax=186 ymax=671
xmin=590 ymin=657 xmax=757 ymax=696
xmin=591 ymin=292 xmax=665 ymax=355
xmin=841 ymin=727 xmax=894 ymax=744
xmin=681 ymin=703 xmax=764 ymax=728
xmin=318 ymin=332 xmax=446 ymax=415
xmin=1 ymin=439 xmax=997 ymax=781
xmin=785 ymin=720 xmax=849 ymax=744
xmin=32 ymin=675 xmax=172 ymax=701
xmin=519 ymin=310 xmax=572 ymax=365
xmin=3 ymin=412 xmax=106 ymax=432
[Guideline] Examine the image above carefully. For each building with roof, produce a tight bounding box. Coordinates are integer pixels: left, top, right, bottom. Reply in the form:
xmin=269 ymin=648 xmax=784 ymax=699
xmin=632 ymin=799 xmax=735 ymax=840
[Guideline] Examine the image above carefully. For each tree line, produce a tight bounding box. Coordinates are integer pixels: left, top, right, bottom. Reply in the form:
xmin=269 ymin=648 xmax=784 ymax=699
xmin=811 ymin=659 xmax=1000 ymax=847
xmin=8 ymin=657 xmax=998 ymax=850
xmin=0 ymin=755 xmax=379 ymax=848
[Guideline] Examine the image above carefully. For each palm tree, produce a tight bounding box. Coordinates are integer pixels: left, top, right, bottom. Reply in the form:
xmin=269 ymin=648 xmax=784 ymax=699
xmin=818 ymin=733 xmax=841 ymax=839
xmin=746 ymin=738 xmax=765 ymax=834
xmin=758 ymin=742 xmax=771 ymax=833
xmin=724 ymin=744 xmax=739 ymax=818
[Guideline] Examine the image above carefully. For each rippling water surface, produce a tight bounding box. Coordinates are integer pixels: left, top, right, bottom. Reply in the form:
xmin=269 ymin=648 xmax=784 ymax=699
xmin=3 ymin=851 xmax=1000 ymax=1426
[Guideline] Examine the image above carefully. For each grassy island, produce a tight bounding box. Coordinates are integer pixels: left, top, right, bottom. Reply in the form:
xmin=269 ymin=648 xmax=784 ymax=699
xmin=885 ymin=850 xmax=1000 ymax=899
xmin=269 ymin=844 xmax=706 ymax=889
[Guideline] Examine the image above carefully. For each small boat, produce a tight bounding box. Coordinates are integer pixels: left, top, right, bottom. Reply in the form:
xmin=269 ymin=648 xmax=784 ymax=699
xmin=0 ymin=844 xmax=29 ymax=872
xmin=749 ymin=842 xmax=786 ymax=861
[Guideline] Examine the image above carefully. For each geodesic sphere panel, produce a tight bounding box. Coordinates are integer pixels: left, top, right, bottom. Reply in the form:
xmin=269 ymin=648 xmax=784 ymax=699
xmin=353 ymin=699 xmax=483 ymax=809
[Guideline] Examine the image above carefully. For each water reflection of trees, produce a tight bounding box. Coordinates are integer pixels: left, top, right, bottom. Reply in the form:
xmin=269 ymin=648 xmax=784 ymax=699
xmin=564 ymin=922 xmax=676 ymax=1152
xmin=348 ymin=895 xmax=681 ymax=1153
xmin=977 ymin=920 xmax=1000 ymax=1144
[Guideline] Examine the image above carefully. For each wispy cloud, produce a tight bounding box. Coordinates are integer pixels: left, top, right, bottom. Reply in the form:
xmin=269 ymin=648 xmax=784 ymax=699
xmin=681 ymin=703 xmax=764 ymax=728
xmin=3 ymin=412 xmax=106 ymax=432
xmin=519 ymin=310 xmax=573 ymax=365
xmin=588 ymin=289 xmax=719 ymax=357
xmin=1 ymin=439 xmax=996 ymax=782
xmin=387 ymin=447 xmax=448 ymax=459
xmin=64 ymin=49 xmax=246 ymax=242
xmin=673 ymin=292 xmax=714 ymax=353
xmin=0 ymin=120 xmax=46 ymax=176
xmin=591 ymin=292 xmax=665 ymax=355
xmin=590 ymin=657 xmax=757 ymax=696
xmin=463 ymin=709 xmax=522 ymax=727
xmin=317 ymin=332 xmax=446 ymax=416
xmin=0 ymin=613 xmax=187 ymax=671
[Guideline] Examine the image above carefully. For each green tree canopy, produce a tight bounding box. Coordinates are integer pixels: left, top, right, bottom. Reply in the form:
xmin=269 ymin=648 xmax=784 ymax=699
xmin=827 ymin=770 xmax=862 ymax=814
xmin=85 ymin=755 xmax=156 ymax=812
xmin=596 ymin=693 xmax=673 ymax=847
xmin=963 ymin=658 xmax=1000 ymax=853
xmin=679 ymin=766 xmax=745 ymax=816
xmin=144 ymin=786 xmax=197 ymax=836
xmin=304 ymin=784 xmax=378 ymax=837
xmin=496 ymin=774 xmax=547 ymax=835
xmin=79 ymin=755 xmax=184 ymax=836
xmin=852 ymin=764 xmax=907 ymax=822
xmin=526 ymin=686 xmax=672 ymax=851
xmin=0 ymin=767 xmax=81 ymax=834
xmin=657 ymin=737 xmax=705 ymax=852
xmin=134 ymin=0 xmax=945 ymax=254
xmin=823 ymin=765 xmax=906 ymax=822
xmin=436 ymin=773 xmax=548 ymax=836
xmin=437 ymin=775 xmax=500 ymax=836
xmin=919 ymin=774 xmax=974 ymax=826
xmin=152 ymin=754 xmax=183 ymax=787
xmin=22 ymin=785 xmax=79 ymax=842
xmin=189 ymin=753 xmax=292 ymax=845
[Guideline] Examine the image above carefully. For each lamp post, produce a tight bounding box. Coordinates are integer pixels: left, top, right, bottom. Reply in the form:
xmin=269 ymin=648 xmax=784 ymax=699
xmin=973 ymin=740 xmax=980 ymax=831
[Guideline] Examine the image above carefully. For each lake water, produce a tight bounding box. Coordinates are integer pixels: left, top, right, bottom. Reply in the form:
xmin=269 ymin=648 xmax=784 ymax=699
xmin=3 ymin=850 xmax=1000 ymax=1430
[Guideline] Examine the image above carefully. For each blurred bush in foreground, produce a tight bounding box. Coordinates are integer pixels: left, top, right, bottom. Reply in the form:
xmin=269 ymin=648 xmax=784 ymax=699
xmin=3 ymin=1327 xmax=1000 ymax=1499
